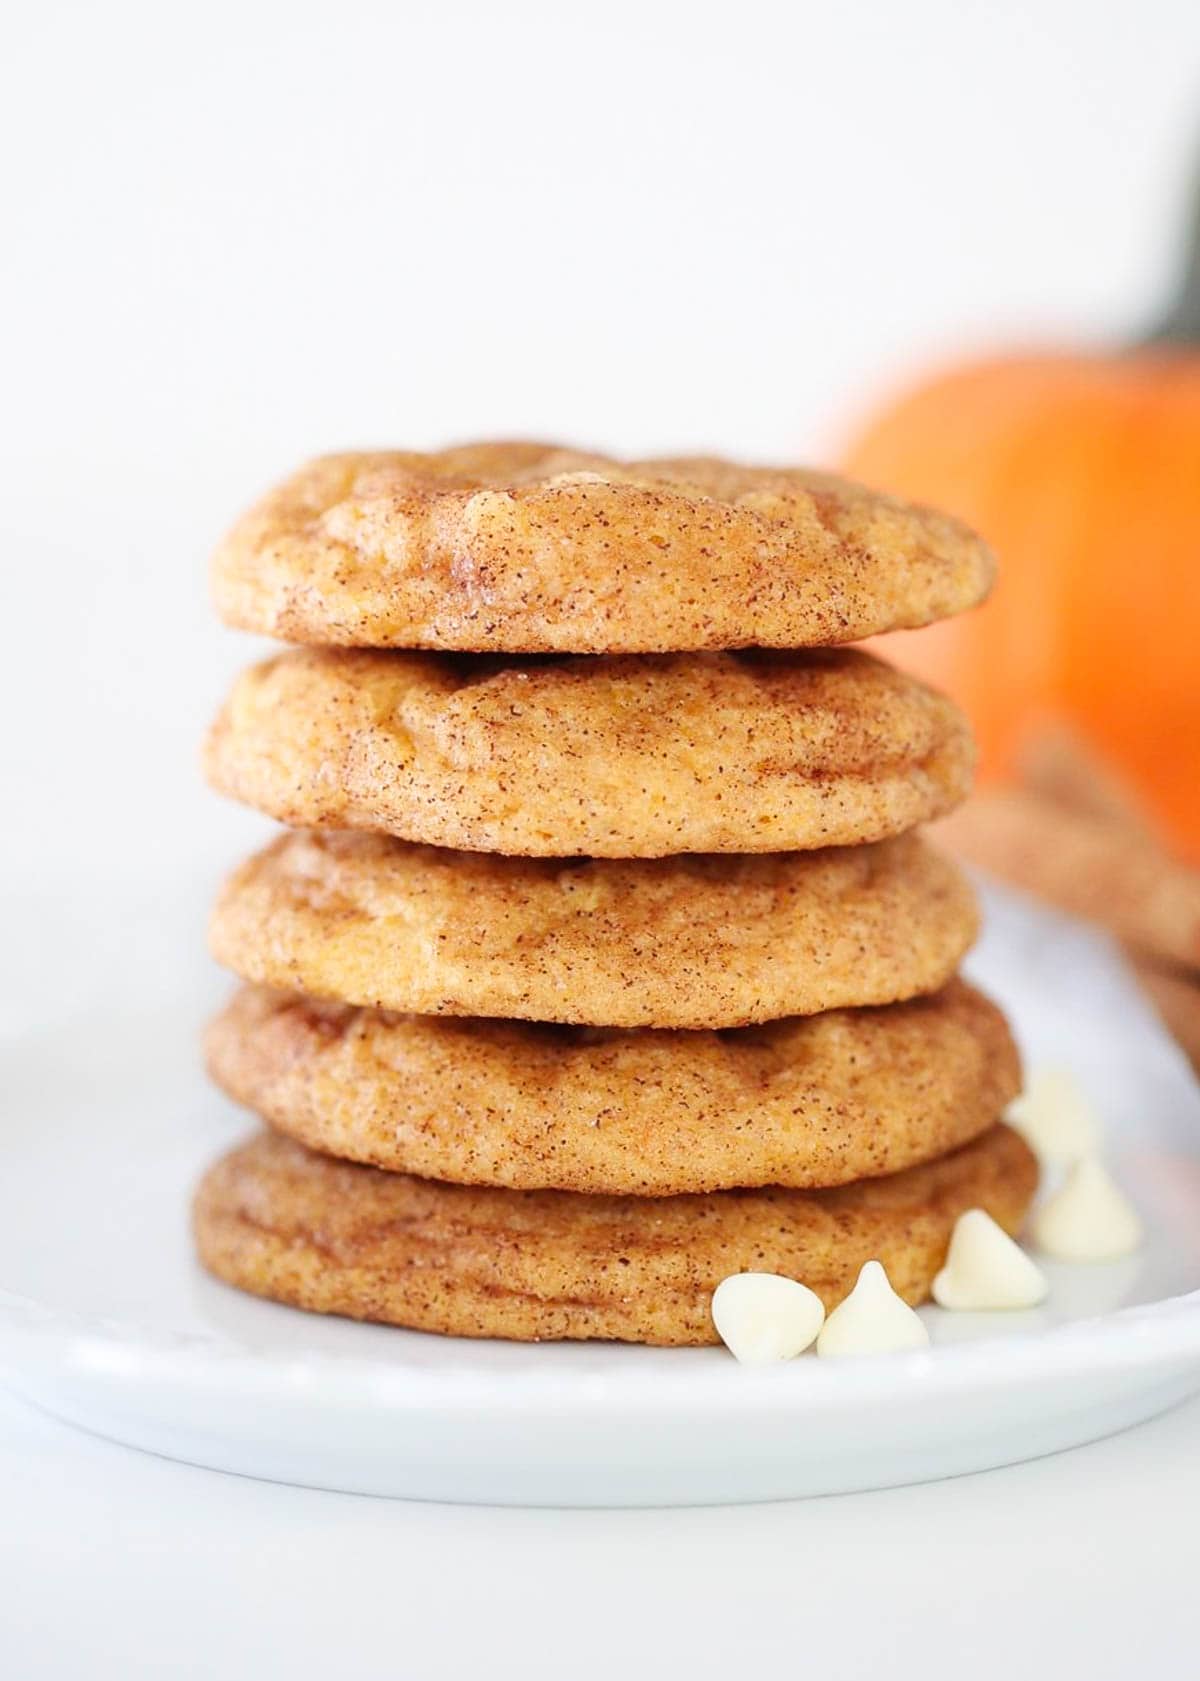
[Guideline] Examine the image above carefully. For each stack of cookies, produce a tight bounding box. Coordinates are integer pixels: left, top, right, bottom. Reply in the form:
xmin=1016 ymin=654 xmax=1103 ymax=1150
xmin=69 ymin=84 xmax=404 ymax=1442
xmin=195 ymin=445 xmax=1037 ymax=1347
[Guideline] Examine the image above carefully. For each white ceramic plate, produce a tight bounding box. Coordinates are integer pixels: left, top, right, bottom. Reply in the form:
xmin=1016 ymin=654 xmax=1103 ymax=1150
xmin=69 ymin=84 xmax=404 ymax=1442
xmin=3 ymin=883 xmax=1200 ymax=1506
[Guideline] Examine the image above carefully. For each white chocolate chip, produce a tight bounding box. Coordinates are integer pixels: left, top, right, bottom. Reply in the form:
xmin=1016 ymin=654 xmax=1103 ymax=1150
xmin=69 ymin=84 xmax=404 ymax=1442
xmin=932 ymin=1209 xmax=1049 ymax=1311
xmin=710 ymin=1273 xmax=825 ymax=1364
xmin=816 ymin=1260 xmax=930 ymax=1358
xmin=1005 ymin=1069 xmax=1100 ymax=1166
xmin=1032 ymin=1154 xmax=1143 ymax=1261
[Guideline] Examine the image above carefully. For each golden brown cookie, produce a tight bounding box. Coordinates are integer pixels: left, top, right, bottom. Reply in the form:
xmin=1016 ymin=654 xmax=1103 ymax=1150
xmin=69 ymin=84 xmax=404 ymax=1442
xmin=206 ymin=979 xmax=1020 ymax=1194
xmin=208 ymin=829 xmax=978 ymax=1028
xmin=193 ymin=1124 xmax=1038 ymax=1345
xmin=204 ymin=647 xmax=973 ymax=857
xmin=210 ymin=445 xmax=995 ymax=654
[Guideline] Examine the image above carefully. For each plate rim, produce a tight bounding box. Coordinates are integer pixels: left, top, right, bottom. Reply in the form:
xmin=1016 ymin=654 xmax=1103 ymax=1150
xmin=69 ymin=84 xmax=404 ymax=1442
xmin=4 ymin=1272 xmax=1200 ymax=1417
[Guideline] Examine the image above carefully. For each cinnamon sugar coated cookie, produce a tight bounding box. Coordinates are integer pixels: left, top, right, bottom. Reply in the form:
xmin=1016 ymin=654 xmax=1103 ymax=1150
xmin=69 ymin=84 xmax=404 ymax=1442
xmin=208 ymin=830 xmax=978 ymax=1028
xmin=193 ymin=1124 xmax=1037 ymax=1345
xmin=206 ymin=979 xmax=1019 ymax=1194
xmin=195 ymin=436 xmax=1021 ymax=1352
xmin=204 ymin=646 xmax=974 ymax=857
xmin=211 ymin=446 xmax=995 ymax=654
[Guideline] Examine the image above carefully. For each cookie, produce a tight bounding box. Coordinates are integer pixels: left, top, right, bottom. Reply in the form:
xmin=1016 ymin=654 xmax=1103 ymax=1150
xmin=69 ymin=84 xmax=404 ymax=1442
xmin=210 ymin=446 xmax=995 ymax=654
xmin=206 ymin=979 xmax=1020 ymax=1194
xmin=193 ymin=1124 xmax=1038 ymax=1345
xmin=204 ymin=647 xmax=974 ymax=857
xmin=208 ymin=829 xmax=977 ymax=1028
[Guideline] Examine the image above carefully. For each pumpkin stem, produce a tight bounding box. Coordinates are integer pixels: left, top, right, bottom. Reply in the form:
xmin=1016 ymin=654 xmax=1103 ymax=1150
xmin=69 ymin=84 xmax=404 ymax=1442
xmin=1145 ymin=158 xmax=1200 ymax=346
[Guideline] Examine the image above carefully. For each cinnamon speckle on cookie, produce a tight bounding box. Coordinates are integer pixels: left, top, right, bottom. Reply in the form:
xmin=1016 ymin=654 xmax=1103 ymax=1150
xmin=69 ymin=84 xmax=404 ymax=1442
xmin=193 ymin=1124 xmax=1037 ymax=1345
xmin=211 ymin=444 xmax=995 ymax=653
xmin=204 ymin=647 xmax=974 ymax=857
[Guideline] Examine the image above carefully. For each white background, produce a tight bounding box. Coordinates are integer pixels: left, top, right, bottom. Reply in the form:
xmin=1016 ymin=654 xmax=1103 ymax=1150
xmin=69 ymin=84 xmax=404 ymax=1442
xmin=2 ymin=3 xmax=1200 ymax=1675
xmin=3 ymin=0 xmax=1200 ymax=960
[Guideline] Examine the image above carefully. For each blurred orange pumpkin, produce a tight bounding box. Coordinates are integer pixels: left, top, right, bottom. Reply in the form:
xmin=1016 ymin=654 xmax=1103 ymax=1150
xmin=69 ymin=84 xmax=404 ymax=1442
xmin=843 ymin=195 xmax=1200 ymax=860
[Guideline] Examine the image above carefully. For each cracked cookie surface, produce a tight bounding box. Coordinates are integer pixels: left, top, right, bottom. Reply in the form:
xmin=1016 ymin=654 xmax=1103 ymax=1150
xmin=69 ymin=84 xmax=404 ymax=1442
xmin=208 ymin=829 xmax=978 ymax=1028
xmin=204 ymin=646 xmax=974 ymax=857
xmin=193 ymin=1124 xmax=1037 ymax=1345
xmin=211 ymin=445 xmax=995 ymax=653
xmin=206 ymin=978 xmax=1019 ymax=1194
